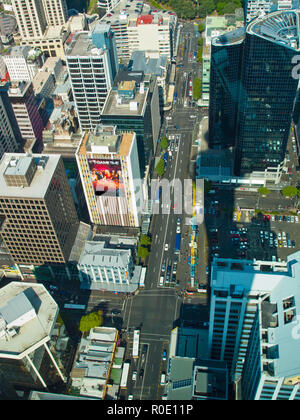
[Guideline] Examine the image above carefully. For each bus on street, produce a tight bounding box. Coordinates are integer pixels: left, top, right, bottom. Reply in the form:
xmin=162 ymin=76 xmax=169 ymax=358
xmin=132 ymin=329 xmax=140 ymax=358
xmin=120 ymin=362 xmax=130 ymax=389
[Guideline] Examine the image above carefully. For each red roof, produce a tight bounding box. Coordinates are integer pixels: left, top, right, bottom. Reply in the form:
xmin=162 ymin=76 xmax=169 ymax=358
xmin=137 ymin=14 xmax=154 ymax=25
xmin=1 ymin=71 xmax=10 ymax=83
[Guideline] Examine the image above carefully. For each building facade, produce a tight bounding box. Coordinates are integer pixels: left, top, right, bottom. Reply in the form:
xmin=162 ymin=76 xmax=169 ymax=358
xmin=0 ymin=153 xmax=79 ymax=266
xmin=76 ymin=125 xmax=142 ymax=227
xmin=8 ymin=81 xmax=45 ymax=153
xmin=0 ymin=82 xmax=23 ymax=160
xmin=208 ymin=253 xmax=300 ymax=400
xmin=100 ymin=71 xmax=160 ymax=176
xmin=0 ymin=282 xmax=66 ymax=390
xmin=209 ymin=11 xmax=300 ymax=176
xmin=4 ymin=46 xmax=45 ymax=82
xmin=66 ymin=24 xmax=119 ymax=132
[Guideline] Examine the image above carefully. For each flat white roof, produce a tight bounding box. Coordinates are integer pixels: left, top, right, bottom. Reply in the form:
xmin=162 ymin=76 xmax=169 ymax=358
xmin=0 ymin=153 xmax=61 ymax=199
xmin=0 ymin=282 xmax=58 ymax=358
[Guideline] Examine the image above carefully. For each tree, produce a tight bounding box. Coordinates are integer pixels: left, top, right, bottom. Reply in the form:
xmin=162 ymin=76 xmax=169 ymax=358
xmin=140 ymin=234 xmax=151 ymax=246
xmin=258 ymin=186 xmax=270 ymax=196
xmin=198 ymin=23 xmax=205 ymax=33
xmin=222 ymin=2 xmax=238 ymax=13
xmin=193 ymin=77 xmax=202 ymax=101
xmin=160 ymin=136 xmax=169 ymax=150
xmin=79 ymin=310 xmax=103 ymax=333
xmin=137 ymin=245 xmax=149 ymax=259
xmin=155 ymin=159 xmax=165 ymax=177
xmin=281 ymin=186 xmax=298 ymax=198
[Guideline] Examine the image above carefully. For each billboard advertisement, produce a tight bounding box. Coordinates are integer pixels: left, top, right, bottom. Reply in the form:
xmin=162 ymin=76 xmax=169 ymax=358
xmin=88 ymin=159 xmax=124 ymax=197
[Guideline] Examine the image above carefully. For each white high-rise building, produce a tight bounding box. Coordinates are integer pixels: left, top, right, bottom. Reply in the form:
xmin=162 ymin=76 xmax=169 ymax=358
xmin=42 ymin=0 xmax=68 ymax=27
xmin=97 ymin=0 xmax=121 ymax=13
xmin=4 ymin=46 xmax=44 ymax=82
xmin=76 ymin=126 xmax=142 ymax=227
xmin=11 ymin=0 xmax=47 ymax=40
xmin=127 ymin=12 xmax=177 ymax=60
xmin=65 ymin=24 xmax=118 ymax=131
xmin=208 ymin=253 xmax=300 ymax=401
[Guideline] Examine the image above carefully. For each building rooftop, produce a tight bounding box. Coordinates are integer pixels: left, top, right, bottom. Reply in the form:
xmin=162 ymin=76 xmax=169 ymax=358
xmin=212 ymin=251 xmax=300 ymax=379
xmin=78 ymin=241 xmax=131 ymax=268
xmin=65 ymin=31 xmax=105 ymax=57
xmin=247 ymin=10 xmax=300 ymax=50
xmin=0 ymin=282 xmax=58 ymax=358
xmin=101 ymin=82 xmax=148 ymax=117
xmin=0 ymin=153 xmax=61 ymax=198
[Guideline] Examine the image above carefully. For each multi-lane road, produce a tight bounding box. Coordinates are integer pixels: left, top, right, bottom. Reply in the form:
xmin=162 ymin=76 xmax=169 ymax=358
xmin=118 ymin=22 xmax=209 ymax=400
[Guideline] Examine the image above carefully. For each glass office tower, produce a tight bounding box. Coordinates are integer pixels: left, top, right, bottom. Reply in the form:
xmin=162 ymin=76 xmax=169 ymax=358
xmin=209 ymin=11 xmax=300 ymax=176
xmin=209 ymin=28 xmax=244 ymax=149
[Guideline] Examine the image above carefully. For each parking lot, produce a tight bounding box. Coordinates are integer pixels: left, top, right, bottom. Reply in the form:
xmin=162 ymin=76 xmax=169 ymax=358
xmin=203 ymin=189 xmax=300 ymax=265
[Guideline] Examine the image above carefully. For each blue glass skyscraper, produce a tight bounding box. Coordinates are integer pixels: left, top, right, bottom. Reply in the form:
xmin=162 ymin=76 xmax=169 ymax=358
xmin=209 ymin=11 xmax=300 ymax=176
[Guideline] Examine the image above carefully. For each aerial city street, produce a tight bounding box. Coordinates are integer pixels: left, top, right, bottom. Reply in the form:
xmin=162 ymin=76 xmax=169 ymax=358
xmin=1 ymin=0 xmax=300 ymax=404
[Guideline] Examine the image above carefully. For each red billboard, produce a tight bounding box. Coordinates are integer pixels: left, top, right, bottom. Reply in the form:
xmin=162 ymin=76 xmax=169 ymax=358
xmin=88 ymin=159 xmax=124 ymax=197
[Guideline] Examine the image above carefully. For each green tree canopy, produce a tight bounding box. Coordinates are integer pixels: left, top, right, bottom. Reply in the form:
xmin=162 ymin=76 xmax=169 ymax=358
xmin=193 ymin=77 xmax=202 ymax=101
xmin=79 ymin=311 xmax=103 ymax=333
xmin=198 ymin=23 xmax=205 ymax=33
xmin=155 ymin=159 xmax=165 ymax=177
xmin=258 ymin=186 xmax=270 ymax=196
xmin=137 ymin=245 xmax=149 ymax=259
xmin=160 ymin=136 xmax=169 ymax=150
xmin=140 ymin=234 xmax=151 ymax=246
xmin=281 ymin=186 xmax=299 ymax=198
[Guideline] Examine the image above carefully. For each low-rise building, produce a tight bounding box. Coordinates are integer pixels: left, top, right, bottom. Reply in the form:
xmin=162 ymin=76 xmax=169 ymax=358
xmin=3 ymin=46 xmax=45 ymax=82
xmin=77 ymin=239 xmax=141 ymax=292
xmin=0 ymin=281 xmax=66 ymax=390
xmin=70 ymin=327 xmax=121 ymax=399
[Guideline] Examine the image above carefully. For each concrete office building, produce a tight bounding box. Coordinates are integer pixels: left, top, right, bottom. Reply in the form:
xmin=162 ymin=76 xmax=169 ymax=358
xmin=77 ymin=240 xmax=141 ymax=292
xmin=100 ymin=70 xmax=160 ymax=175
xmin=66 ymin=23 xmax=119 ymax=131
xmin=209 ymin=252 xmax=300 ymax=400
xmin=4 ymin=46 xmax=45 ymax=82
xmin=0 ymin=281 xmax=65 ymax=390
xmin=127 ymin=11 xmax=177 ymax=60
xmin=0 ymin=82 xmax=23 ymax=160
xmin=99 ymin=0 xmax=151 ymax=63
xmin=76 ymin=125 xmax=142 ymax=227
xmin=97 ymin=0 xmax=121 ymax=13
xmin=42 ymin=0 xmax=68 ymax=27
xmin=11 ymin=0 xmax=69 ymax=59
xmin=0 ymin=153 xmax=79 ymax=267
xmin=8 ymin=81 xmax=45 ymax=153
xmin=11 ymin=0 xmax=47 ymax=40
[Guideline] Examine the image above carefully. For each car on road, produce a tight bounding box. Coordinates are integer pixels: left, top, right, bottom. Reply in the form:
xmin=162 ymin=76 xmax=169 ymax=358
xmin=176 ymin=226 xmax=180 ymax=234
xmin=206 ymin=266 xmax=210 ymax=275
xmin=164 ymin=244 xmax=169 ymax=251
xmin=160 ymin=372 xmax=167 ymax=385
xmin=111 ymin=309 xmax=121 ymax=315
xmin=162 ymin=350 xmax=167 ymax=361
xmin=132 ymin=371 xmax=137 ymax=381
xmin=128 ymin=395 xmax=133 ymax=400
xmin=160 ymin=276 xmax=164 ymax=286
xmin=139 ymin=368 xmax=144 ymax=378
xmin=177 ymin=217 xmax=181 ymax=225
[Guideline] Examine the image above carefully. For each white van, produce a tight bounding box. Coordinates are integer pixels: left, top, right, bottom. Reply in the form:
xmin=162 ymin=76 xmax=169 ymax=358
xmin=159 ymin=277 xmax=164 ymax=286
xmin=160 ymin=372 xmax=166 ymax=385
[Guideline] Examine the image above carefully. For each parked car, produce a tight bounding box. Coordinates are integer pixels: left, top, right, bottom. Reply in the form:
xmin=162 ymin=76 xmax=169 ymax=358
xmin=162 ymin=350 xmax=167 ymax=361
